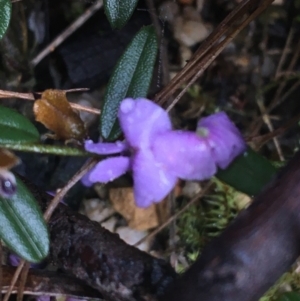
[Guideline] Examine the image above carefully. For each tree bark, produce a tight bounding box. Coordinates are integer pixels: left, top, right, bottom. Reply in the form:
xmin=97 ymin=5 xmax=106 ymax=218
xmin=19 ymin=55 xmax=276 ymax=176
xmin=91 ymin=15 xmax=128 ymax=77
xmin=24 ymin=180 xmax=176 ymax=301
xmin=160 ymin=151 xmax=300 ymax=301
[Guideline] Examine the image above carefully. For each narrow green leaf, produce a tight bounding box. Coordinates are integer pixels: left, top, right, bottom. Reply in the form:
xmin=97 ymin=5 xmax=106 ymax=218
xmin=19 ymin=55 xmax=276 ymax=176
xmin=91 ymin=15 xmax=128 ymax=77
xmin=277 ymin=292 xmax=300 ymax=301
xmin=0 ymin=105 xmax=39 ymax=143
xmin=217 ymin=148 xmax=277 ymax=196
xmin=0 ymin=0 xmax=11 ymax=39
xmin=100 ymin=25 xmax=158 ymax=140
xmin=104 ymin=0 xmax=138 ymax=29
xmin=0 ymin=177 xmax=49 ymax=262
xmin=1 ymin=143 xmax=89 ymax=156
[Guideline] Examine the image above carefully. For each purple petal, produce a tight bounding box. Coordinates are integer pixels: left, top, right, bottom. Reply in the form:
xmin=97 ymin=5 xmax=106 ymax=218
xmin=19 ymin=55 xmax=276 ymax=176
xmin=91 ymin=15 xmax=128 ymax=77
xmin=81 ymin=171 xmax=94 ymax=187
xmin=132 ymin=150 xmax=177 ymax=208
xmin=8 ymin=254 xmax=20 ymax=266
xmin=47 ymin=191 xmax=67 ymax=205
xmin=9 ymin=253 xmax=45 ymax=269
xmin=198 ymin=112 xmax=241 ymax=136
xmin=118 ymin=98 xmax=172 ymax=149
xmin=83 ymin=156 xmax=130 ymax=184
xmin=152 ymin=131 xmax=217 ymax=180
xmin=197 ymin=112 xmax=246 ymax=169
xmin=84 ymin=139 xmax=128 ymax=155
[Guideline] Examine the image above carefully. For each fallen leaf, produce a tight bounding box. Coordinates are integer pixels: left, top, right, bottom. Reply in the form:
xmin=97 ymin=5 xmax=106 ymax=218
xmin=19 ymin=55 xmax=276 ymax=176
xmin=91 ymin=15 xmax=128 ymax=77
xmin=109 ymin=187 xmax=169 ymax=231
xmin=33 ymin=89 xmax=86 ymax=141
xmin=0 ymin=148 xmax=20 ymax=169
xmin=116 ymin=226 xmax=149 ymax=252
xmin=234 ymin=192 xmax=252 ymax=210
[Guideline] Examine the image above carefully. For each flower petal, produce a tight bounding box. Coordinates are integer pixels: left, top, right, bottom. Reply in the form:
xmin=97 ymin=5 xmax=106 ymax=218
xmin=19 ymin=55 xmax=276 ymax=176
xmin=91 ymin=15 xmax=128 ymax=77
xmin=84 ymin=139 xmax=128 ymax=155
xmin=132 ymin=150 xmax=177 ymax=208
xmin=152 ymin=131 xmax=217 ymax=180
xmin=197 ymin=112 xmax=246 ymax=169
xmin=81 ymin=171 xmax=94 ymax=187
xmin=82 ymin=156 xmax=130 ymax=185
xmin=118 ymin=98 xmax=172 ymax=149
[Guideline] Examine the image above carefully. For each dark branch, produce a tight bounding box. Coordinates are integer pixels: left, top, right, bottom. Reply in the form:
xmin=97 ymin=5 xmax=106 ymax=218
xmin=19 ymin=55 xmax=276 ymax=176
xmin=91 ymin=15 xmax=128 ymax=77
xmin=1 ymin=266 xmax=101 ymax=300
xmin=160 ymin=151 xmax=300 ymax=301
xmin=23 ymin=179 xmax=176 ymax=301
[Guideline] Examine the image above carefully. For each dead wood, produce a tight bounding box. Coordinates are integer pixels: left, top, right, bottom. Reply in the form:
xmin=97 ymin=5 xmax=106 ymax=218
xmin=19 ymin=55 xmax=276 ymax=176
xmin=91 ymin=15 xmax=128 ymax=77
xmin=160 ymin=151 xmax=300 ymax=301
xmin=1 ymin=266 xmax=102 ymax=300
xmin=23 ymin=178 xmax=176 ymax=301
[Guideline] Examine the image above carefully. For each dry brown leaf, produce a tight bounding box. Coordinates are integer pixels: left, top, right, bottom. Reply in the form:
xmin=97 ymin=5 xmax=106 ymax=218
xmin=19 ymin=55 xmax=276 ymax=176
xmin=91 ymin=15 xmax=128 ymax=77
xmin=33 ymin=89 xmax=86 ymax=141
xmin=0 ymin=149 xmax=20 ymax=169
xmin=109 ymin=187 xmax=169 ymax=231
xmin=235 ymin=192 xmax=252 ymax=210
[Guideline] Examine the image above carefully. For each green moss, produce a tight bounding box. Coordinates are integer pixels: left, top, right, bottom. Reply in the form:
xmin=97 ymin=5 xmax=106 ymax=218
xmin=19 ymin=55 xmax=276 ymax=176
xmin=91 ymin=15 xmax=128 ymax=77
xmin=177 ymin=179 xmax=240 ymax=267
xmin=260 ymin=269 xmax=300 ymax=301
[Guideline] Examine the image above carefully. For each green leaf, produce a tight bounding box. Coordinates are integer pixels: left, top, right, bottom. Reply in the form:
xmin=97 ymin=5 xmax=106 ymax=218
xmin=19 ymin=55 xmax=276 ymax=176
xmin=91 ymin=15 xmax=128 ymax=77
xmin=0 ymin=0 xmax=11 ymax=39
xmin=0 ymin=105 xmax=39 ymax=143
xmin=277 ymin=292 xmax=300 ymax=301
xmin=217 ymin=147 xmax=277 ymax=196
xmin=1 ymin=143 xmax=89 ymax=156
xmin=104 ymin=0 xmax=138 ymax=29
xmin=100 ymin=25 xmax=158 ymax=141
xmin=0 ymin=177 xmax=49 ymax=262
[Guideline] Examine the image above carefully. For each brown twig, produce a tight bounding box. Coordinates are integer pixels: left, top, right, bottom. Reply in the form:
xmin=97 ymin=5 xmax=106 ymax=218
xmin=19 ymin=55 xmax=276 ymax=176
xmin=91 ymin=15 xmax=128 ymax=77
xmin=43 ymin=158 xmax=97 ymax=222
xmin=134 ymin=183 xmax=213 ymax=248
xmin=268 ymin=39 xmax=300 ymax=112
xmin=165 ymin=0 xmax=274 ymax=111
xmin=3 ymin=260 xmax=25 ymax=301
xmin=1 ymin=266 xmax=102 ymax=299
xmin=0 ymin=89 xmax=100 ymax=115
xmin=247 ymin=112 xmax=300 ymax=148
xmin=168 ymin=189 xmax=177 ymax=255
xmin=31 ymin=1 xmax=104 ymax=66
xmin=145 ymin=0 xmax=170 ymax=88
xmin=155 ymin=0 xmax=274 ymax=107
xmin=256 ymin=98 xmax=284 ymax=160
xmin=16 ymin=262 xmax=29 ymax=301
xmin=250 ymin=38 xmax=300 ymax=137
xmin=274 ymin=27 xmax=295 ymax=79
xmin=255 ymin=18 xmax=284 ymax=161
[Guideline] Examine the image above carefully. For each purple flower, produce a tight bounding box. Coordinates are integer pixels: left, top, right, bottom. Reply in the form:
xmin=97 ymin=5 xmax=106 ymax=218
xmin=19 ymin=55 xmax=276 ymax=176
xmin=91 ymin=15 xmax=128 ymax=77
xmin=82 ymin=98 xmax=246 ymax=207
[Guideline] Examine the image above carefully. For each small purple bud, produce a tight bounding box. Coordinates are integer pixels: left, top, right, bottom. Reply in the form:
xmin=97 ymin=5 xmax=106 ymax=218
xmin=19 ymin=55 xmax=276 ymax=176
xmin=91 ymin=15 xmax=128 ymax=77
xmin=9 ymin=253 xmax=47 ymax=269
xmin=196 ymin=112 xmax=246 ymax=169
xmin=0 ymin=169 xmax=17 ymax=198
